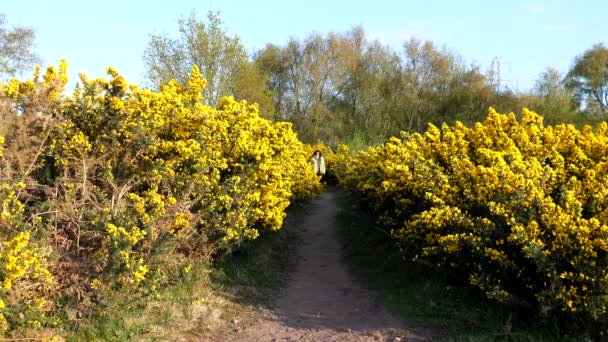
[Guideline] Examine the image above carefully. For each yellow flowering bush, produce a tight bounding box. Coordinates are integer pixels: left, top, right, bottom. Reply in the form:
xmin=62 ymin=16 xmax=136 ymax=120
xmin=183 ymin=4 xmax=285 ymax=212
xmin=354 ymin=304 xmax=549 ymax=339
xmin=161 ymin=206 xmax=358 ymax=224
xmin=329 ymin=144 xmax=352 ymax=181
xmin=338 ymin=108 xmax=608 ymax=330
xmin=0 ymin=61 xmax=322 ymax=336
xmin=47 ymin=63 xmax=322 ymax=286
xmin=0 ymin=181 xmax=54 ymax=334
xmin=0 ymin=63 xmax=66 ymax=336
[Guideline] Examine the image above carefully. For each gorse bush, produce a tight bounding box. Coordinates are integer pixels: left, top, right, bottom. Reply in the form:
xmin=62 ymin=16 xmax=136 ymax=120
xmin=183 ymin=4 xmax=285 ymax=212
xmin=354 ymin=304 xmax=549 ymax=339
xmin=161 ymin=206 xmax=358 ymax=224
xmin=337 ymin=108 xmax=608 ymax=336
xmin=0 ymin=181 xmax=55 ymax=333
xmin=0 ymin=61 xmax=322 ymax=337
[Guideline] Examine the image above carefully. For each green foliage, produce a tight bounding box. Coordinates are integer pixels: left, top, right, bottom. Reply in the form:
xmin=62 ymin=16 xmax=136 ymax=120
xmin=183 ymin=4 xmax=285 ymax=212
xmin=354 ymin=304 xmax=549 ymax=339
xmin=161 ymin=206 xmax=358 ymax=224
xmin=210 ymin=203 xmax=299 ymax=294
xmin=143 ymin=10 xmax=273 ymax=112
xmin=256 ymin=29 xmax=571 ymax=145
xmin=336 ymin=108 xmax=608 ymax=338
xmin=336 ymin=189 xmax=555 ymax=340
xmin=5 ymin=8 xmax=599 ymax=154
xmin=529 ymin=68 xmax=579 ymax=126
xmin=0 ymin=14 xmax=40 ymax=79
xmin=566 ymin=43 xmax=608 ymax=116
xmin=255 ymin=27 xmax=371 ymax=144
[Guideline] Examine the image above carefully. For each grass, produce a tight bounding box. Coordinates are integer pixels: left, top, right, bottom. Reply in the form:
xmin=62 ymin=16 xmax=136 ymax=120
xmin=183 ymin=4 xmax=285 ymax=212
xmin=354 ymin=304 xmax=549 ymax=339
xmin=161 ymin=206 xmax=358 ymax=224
xmin=334 ymin=188 xmax=569 ymax=341
xmin=210 ymin=220 xmax=295 ymax=292
xmin=51 ymin=264 xmax=214 ymax=341
xmin=209 ymin=200 xmax=305 ymax=301
xmin=52 ymin=287 xmax=155 ymax=341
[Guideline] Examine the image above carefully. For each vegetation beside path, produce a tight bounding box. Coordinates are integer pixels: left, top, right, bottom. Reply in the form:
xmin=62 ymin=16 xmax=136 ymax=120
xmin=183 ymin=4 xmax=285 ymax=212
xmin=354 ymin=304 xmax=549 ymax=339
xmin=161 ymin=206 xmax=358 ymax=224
xmin=335 ymin=189 xmax=564 ymax=341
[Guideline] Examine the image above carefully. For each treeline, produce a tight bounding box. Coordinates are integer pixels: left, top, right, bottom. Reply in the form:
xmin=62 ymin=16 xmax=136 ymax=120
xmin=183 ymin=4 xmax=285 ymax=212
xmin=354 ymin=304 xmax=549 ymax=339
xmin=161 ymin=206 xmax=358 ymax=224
xmin=254 ymin=29 xmax=537 ymax=143
xmin=143 ymin=11 xmax=607 ymax=146
xmin=3 ymin=11 xmax=607 ymax=146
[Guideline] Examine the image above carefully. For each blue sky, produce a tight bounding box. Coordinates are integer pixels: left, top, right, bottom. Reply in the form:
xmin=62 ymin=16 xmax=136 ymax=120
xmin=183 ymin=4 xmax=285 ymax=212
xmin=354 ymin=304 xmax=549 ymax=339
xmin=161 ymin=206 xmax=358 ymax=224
xmin=3 ymin=0 xmax=607 ymax=92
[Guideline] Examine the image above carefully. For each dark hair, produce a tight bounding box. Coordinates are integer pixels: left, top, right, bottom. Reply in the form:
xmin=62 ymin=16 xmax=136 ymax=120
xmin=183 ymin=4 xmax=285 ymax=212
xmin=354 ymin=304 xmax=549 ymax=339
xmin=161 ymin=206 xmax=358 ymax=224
xmin=312 ymin=150 xmax=322 ymax=157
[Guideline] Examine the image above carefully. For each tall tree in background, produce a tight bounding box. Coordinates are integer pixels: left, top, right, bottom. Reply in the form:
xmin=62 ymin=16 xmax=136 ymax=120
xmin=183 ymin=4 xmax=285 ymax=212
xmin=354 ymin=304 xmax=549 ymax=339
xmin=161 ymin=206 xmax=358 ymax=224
xmin=143 ymin=10 xmax=271 ymax=111
xmin=399 ymin=38 xmax=501 ymax=132
xmin=255 ymin=28 xmax=367 ymax=143
xmin=439 ymin=64 xmax=495 ymax=125
xmin=530 ymin=68 xmax=578 ymax=125
xmin=0 ymin=14 xmax=40 ymax=79
xmin=566 ymin=43 xmax=608 ymax=116
xmin=254 ymin=26 xmax=594 ymax=146
xmin=255 ymin=30 xmax=507 ymax=144
xmin=345 ymin=38 xmax=402 ymax=141
xmin=254 ymin=43 xmax=287 ymax=121
xmin=400 ymin=38 xmax=453 ymax=132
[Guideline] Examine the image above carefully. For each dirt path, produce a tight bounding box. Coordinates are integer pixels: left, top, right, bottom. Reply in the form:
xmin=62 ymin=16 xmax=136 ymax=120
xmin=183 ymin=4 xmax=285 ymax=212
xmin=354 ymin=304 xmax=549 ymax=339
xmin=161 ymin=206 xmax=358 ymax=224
xmin=227 ymin=189 xmax=427 ymax=342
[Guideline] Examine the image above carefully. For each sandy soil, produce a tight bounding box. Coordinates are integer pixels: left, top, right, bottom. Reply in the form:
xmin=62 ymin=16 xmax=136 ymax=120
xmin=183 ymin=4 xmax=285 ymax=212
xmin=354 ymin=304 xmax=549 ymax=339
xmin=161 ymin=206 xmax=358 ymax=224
xmin=225 ymin=189 xmax=428 ymax=342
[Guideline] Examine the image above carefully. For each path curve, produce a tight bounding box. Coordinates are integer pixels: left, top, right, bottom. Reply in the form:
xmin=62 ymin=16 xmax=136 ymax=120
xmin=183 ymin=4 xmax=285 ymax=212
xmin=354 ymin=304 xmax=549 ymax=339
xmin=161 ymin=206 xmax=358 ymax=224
xmin=227 ymin=189 xmax=427 ymax=341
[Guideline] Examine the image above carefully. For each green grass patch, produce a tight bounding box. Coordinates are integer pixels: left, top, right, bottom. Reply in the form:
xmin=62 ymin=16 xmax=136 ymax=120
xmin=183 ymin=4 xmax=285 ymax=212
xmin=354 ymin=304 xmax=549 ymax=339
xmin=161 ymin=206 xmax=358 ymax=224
xmin=51 ymin=259 xmax=215 ymax=341
xmin=209 ymin=201 xmax=305 ymax=302
xmin=335 ymin=189 xmax=570 ymax=341
xmin=210 ymin=231 xmax=289 ymax=290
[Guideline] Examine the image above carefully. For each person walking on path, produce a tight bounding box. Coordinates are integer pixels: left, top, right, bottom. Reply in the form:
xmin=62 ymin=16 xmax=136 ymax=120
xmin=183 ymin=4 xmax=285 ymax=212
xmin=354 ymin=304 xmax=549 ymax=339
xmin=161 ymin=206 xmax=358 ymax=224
xmin=311 ymin=150 xmax=326 ymax=178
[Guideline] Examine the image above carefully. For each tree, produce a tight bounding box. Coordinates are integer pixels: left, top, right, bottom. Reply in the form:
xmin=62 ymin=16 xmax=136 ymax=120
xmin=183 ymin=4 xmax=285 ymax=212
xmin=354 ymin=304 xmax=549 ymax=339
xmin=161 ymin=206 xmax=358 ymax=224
xmin=255 ymin=28 xmax=366 ymax=144
xmin=566 ymin=43 xmax=608 ymax=116
xmin=400 ymin=38 xmax=455 ymax=132
xmin=440 ymin=64 xmax=495 ymax=125
xmin=346 ymin=38 xmax=402 ymax=140
xmin=254 ymin=43 xmax=287 ymax=120
xmin=143 ymin=10 xmax=271 ymax=109
xmin=0 ymin=14 xmax=40 ymax=79
xmin=531 ymin=68 xmax=577 ymax=125
xmin=230 ymin=61 xmax=275 ymax=119
xmin=256 ymin=29 xmax=508 ymax=143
